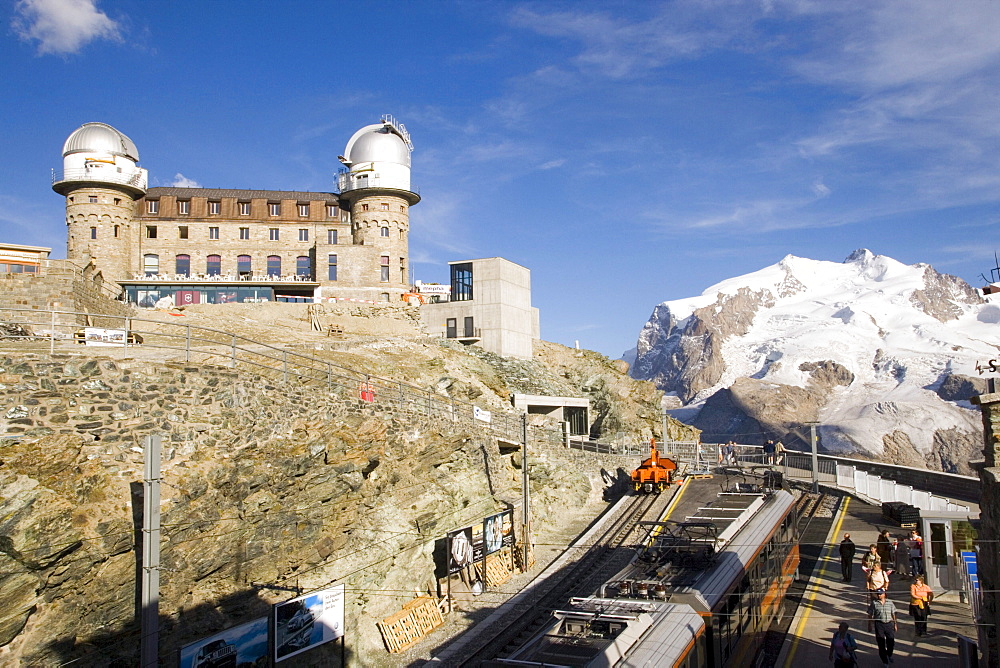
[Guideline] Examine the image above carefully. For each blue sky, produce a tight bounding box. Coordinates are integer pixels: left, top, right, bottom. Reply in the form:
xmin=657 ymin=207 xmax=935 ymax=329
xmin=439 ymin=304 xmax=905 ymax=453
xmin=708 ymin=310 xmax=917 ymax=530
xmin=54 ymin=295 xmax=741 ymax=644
xmin=2 ymin=0 xmax=999 ymax=357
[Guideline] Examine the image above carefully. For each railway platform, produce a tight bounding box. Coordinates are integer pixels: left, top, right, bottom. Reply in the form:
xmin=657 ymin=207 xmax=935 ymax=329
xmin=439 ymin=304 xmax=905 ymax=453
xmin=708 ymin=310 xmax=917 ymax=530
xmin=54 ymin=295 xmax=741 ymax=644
xmin=777 ymin=496 xmax=981 ymax=667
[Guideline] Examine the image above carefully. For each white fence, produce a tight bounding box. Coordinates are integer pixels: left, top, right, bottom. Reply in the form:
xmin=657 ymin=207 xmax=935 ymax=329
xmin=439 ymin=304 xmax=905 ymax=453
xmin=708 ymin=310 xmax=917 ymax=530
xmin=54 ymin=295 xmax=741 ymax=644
xmin=839 ymin=464 xmax=969 ymax=512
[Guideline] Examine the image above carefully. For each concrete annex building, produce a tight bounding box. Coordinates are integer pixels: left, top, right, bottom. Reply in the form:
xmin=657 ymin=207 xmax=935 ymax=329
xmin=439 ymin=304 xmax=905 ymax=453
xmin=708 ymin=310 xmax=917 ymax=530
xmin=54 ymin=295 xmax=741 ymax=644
xmin=50 ymin=118 xmax=540 ymax=358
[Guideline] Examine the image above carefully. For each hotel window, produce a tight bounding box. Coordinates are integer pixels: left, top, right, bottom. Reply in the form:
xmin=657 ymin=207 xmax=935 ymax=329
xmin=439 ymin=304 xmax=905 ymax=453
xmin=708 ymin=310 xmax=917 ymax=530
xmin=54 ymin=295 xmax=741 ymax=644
xmin=298 ymin=229 xmax=309 ymax=242
xmin=147 ymin=200 xmax=159 ymax=214
xmin=90 ymin=227 xmax=97 ymax=239
xmin=269 ymin=228 xmax=280 ymax=241
xmin=269 ymin=202 xmax=281 ymax=216
xmin=146 ymin=225 xmax=157 ymax=239
xmin=296 ymin=255 xmax=312 ymax=278
xmin=175 ymin=254 xmax=190 ymax=277
xmin=380 ymin=202 xmax=389 ymax=211
xmin=401 ymin=205 xmax=406 ymax=212
xmin=143 ymin=254 xmax=159 ymax=276
xmin=209 ymin=227 xmax=219 ymax=240
xmin=237 ymin=255 xmax=252 ymax=278
xmin=89 ymin=195 xmax=98 ymax=203
xmin=326 ymin=204 xmax=338 ymax=218
xmin=362 ymin=203 xmax=369 ymax=212
xmin=177 ymin=200 xmax=190 ymax=215
xmin=327 ymin=254 xmax=337 ymax=281
xmin=380 ymin=255 xmax=389 ymax=282
xmin=267 ymin=255 xmax=281 ymax=276
xmin=206 ymin=255 xmax=221 ymax=276
xmin=380 ymin=226 xmax=389 ymax=237
xmin=298 ymin=203 xmax=309 ymax=217
xmin=239 ymin=227 xmax=250 ymax=240
xmin=238 ymin=201 xmax=251 ymax=215
xmin=178 ymin=226 xmax=188 ymax=240
xmin=114 ymin=198 xmax=121 ymax=206
xmin=208 ymin=200 xmax=220 ymax=215
xmin=327 ymin=229 xmax=338 ymax=245
xmin=400 ymin=257 xmax=406 ymax=283
xmin=380 ymin=293 xmax=389 ymax=302
xmin=114 ymin=225 xmax=119 ymax=238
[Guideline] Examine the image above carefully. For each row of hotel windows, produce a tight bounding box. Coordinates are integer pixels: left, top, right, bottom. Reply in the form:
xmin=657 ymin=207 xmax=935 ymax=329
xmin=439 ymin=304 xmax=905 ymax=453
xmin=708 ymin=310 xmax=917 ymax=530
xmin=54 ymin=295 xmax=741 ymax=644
xmin=89 ymin=225 xmax=396 ymax=243
xmin=146 ymin=200 xmax=341 ymax=217
xmin=141 ymin=254 xmax=403 ymax=282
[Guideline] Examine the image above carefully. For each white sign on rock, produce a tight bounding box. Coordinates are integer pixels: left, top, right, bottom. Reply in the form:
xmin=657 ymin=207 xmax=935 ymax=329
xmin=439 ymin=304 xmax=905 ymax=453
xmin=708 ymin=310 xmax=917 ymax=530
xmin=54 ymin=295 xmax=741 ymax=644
xmin=473 ymin=406 xmax=492 ymax=423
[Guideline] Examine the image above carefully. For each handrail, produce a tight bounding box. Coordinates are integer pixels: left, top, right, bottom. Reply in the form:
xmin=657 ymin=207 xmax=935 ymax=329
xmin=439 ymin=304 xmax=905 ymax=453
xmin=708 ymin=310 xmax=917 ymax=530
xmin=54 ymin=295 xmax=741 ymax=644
xmin=0 ymin=306 xmax=522 ymax=441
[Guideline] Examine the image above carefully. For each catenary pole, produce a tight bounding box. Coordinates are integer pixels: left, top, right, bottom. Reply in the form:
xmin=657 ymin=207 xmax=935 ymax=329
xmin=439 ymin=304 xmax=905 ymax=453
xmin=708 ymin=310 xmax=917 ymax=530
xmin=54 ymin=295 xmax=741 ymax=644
xmin=141 ymin=434 xmax=162 ymax=667
xmin=521 ymin=412 xmax=530 ymax=569
xmin=808 ymin=422 xmax=820 ymax=493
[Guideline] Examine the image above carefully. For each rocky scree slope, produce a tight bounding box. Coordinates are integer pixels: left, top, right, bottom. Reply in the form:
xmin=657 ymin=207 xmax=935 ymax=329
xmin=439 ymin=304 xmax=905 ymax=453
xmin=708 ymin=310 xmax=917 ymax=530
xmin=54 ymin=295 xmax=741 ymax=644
xmin=0 ymin=302 xmax=695 ymax=666
xmin=630 ymin=250 xmax=993 ymax=473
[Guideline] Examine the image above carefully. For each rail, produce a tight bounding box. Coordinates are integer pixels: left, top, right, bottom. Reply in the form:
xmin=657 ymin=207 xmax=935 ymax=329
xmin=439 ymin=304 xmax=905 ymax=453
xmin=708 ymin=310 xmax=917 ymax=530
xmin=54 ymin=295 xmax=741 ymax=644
xmin=0 ymin=307 xmax=522 ymax=443
xmin=52 ymin=167 xmax=147 ymax=190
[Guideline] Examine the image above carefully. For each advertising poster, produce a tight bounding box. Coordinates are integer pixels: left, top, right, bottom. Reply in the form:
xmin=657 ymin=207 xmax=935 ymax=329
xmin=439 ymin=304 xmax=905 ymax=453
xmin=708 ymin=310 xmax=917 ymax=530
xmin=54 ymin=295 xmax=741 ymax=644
xmin=274 ymin=584 xmax=345 ymax=663
xmin=471 ymin=522 xmax=486 ymax=562
xmin=448 ymin=527 xmax=474 ymax=574
xmin=483 ymin=511 xmax=514 ymax=556
xmin=179 ymin=617 xmax=268 ymax=668
xmin=82 ymin=327 xmax=127 ymax=346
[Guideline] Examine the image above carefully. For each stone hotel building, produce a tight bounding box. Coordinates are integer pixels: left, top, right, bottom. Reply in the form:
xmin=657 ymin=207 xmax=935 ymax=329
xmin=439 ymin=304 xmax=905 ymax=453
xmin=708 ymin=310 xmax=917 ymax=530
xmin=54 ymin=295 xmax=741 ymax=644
xmin=52 ymin=118 xmax=419 ymax=305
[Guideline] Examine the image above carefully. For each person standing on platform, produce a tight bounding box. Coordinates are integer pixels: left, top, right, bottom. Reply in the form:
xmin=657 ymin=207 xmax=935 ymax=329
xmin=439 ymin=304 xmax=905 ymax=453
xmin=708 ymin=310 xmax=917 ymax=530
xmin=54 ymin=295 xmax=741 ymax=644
xmin=839 ymin=533 xmax=856 ymax=582
xmin=909 ymin=575 xmax=934 ymax=636
xmin=868 ymin=589 xmax=898 ymax=667
xmin=907 ymin=530 xmax=925 ymax=577
xmin=877 ymin=529 xmax=893 ymax=570
xmin=894 ymin=535 xmax=911 ymax=579
xmin=867 ymin=563 xmax=890 ymax=599
xmin=763 ymin=439 xmax=776 ymax=465
xmin=828 ymin=622 xmax=859 ymax=668
xmin=862 ymin=543 xmax=881 ymax=576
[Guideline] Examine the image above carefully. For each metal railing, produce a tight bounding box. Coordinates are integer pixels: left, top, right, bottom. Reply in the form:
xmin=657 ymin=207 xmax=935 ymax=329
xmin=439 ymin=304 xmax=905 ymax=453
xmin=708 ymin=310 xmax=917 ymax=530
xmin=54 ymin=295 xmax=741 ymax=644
xmin=0 ymin=307 xmax=522 ymax=442
xmin=52 ymin=167 xmax=147 ymax=190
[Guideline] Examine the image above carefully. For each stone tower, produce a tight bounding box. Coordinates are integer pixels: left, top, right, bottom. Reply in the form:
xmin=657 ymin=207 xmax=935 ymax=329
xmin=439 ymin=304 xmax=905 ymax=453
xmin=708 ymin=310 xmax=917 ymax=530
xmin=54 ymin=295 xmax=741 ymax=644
xmin=336 ymin=116 xmax=420 ymax=299
xmin=52 ymin=122 xmax=147 ymax=283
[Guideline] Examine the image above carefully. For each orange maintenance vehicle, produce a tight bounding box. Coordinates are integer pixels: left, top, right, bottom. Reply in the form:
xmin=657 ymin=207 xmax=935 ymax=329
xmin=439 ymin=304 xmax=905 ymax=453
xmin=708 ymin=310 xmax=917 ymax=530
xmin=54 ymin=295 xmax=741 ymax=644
xmin=631 ymin=438 xmax=678 ymax=493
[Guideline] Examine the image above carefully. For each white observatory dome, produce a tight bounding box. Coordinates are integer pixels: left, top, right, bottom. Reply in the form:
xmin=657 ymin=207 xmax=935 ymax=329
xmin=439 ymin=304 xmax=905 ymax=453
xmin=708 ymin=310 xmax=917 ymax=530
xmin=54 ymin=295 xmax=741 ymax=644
xmin=344 ymin=123 xmax=410 ymax=167
xmin=62 ymin=122 xmax=140 ymax=162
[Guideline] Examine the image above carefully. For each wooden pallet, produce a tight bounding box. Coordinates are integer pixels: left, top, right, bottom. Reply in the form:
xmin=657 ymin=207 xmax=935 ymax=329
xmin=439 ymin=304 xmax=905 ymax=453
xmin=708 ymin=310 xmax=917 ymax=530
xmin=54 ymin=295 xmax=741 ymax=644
xmin=899 ymin=522 xmax=918 ymax=529
xmin=485 ymin=551 xmax=513 ymax=587
xmin=377 ymin=595 xmax=444 ymax=654
xmin=689 ymin=473 xmax=714 ymax=479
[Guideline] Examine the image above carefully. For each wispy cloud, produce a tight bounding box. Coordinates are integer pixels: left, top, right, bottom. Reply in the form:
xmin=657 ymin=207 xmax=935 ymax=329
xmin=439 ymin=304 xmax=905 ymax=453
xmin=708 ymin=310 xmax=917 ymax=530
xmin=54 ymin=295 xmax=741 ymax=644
xmin=539 ymin=159 xmax=566 ymax=170
xmin=169 ymin=173 xmax=201 ymax=188
xmin=13 ymin=0 xmax=121 ymax=55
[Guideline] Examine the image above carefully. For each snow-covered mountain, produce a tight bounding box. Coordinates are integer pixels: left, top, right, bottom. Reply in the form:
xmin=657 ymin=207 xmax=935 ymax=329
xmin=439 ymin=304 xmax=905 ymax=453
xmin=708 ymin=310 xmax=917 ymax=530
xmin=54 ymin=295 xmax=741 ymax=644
xmin=630 ymin=250 xmax=997 ymax=473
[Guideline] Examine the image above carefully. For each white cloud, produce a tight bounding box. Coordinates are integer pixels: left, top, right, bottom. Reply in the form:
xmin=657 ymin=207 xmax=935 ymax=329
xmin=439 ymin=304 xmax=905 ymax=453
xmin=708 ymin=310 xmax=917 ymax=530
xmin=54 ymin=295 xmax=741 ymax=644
xmin=539 ymin=159 xmax=566 ymax=170
xmin=170 ymin=173 xmax=201 ymax=188
xmin=811 ymin=181 xmax=831 ymax=198
xmin=13 ymin=0 xmax=121 ymax=55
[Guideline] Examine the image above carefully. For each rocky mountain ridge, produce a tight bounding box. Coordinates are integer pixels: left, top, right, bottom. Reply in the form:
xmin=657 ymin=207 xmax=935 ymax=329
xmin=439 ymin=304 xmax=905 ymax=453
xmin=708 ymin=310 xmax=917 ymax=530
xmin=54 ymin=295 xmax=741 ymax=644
xmin=630 ymin=250 xmax=993 ymax=473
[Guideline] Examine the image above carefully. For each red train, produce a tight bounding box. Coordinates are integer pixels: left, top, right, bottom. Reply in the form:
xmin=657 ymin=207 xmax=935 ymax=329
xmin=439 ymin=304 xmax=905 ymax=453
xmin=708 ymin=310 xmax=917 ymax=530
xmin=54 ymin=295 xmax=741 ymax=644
xmin=631 ymin=438 xmax=678 ymax=493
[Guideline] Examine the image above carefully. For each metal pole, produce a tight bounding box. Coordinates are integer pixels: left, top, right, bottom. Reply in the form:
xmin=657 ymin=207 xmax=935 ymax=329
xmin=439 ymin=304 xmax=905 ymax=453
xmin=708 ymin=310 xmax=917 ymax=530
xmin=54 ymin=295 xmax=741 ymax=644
xmin=141 ymin=434 xmax=162 ymax=667
xmin=283 ymin=351 xmax=289 ymax=384
xmin=49 ymin=310 xmax=55 ymax=355
xmin=231 ymin=334 xmax=236 ymax=368
xmin=809 ymin=423 xmax=819 ymax=493
xmin=185 ymin=325 xmax=190 ymax=363
xmin=521 ymin=413 xmax=530 ymax=570
xmin=661 ymin=407 xmax=668 ymax=446
xmin=123 ymin=317 xmax=130 ymax=360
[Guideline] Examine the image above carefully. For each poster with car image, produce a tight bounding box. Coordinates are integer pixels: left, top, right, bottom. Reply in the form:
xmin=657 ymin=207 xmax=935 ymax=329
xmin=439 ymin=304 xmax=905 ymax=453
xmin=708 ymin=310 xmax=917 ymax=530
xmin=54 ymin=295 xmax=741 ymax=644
xmin=179 ymin=617 xmax=268 ymax=668
xmin=483 ymin=511 xmax=514 ymax=555
xmin=274 ymin=584 xmax=345 ymax=662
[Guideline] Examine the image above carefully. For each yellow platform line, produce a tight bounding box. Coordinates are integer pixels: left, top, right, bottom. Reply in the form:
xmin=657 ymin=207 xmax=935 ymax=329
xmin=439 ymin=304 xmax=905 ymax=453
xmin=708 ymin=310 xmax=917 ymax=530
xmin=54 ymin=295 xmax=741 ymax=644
xmin=783 ymin=496 xmax=851 ymax=668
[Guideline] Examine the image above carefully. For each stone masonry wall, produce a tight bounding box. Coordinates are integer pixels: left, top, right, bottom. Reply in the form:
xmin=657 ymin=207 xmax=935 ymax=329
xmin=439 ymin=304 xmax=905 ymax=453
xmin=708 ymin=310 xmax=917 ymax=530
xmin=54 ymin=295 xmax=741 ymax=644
xmin=973 ymin=392 xmax=1000 ymax=667
xmin=0 ymin=268 xmax=132 ymax=330
xmin=0 ymin=352 xmax=582 ymax=667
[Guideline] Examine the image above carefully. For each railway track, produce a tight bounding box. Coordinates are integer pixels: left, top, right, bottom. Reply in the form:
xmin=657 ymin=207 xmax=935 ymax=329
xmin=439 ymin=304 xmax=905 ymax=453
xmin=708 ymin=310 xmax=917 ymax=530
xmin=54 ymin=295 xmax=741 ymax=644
xmin=450 ymin=490 xmax=675 ymax=667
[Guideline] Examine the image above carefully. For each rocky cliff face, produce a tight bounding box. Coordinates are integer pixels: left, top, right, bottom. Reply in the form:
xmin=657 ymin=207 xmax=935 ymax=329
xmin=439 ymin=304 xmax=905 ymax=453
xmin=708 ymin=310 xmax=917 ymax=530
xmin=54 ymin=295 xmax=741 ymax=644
xmin=631 ymin=250 xmax=994 ymax=473
xmin=0 ymin=303 xmax=694 ymax=666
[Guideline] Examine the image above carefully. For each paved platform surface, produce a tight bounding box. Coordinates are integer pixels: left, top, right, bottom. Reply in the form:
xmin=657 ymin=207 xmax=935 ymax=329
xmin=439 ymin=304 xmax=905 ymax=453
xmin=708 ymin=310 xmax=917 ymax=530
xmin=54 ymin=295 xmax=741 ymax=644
xmin=777 ymin=496 xmax=980 ymax=667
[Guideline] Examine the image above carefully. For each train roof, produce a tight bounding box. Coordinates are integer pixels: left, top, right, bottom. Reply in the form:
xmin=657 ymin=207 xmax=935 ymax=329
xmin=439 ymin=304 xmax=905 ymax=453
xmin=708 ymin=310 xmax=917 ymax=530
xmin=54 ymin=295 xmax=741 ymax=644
xmin=604 ymin=488 xmax=795 ymax=612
